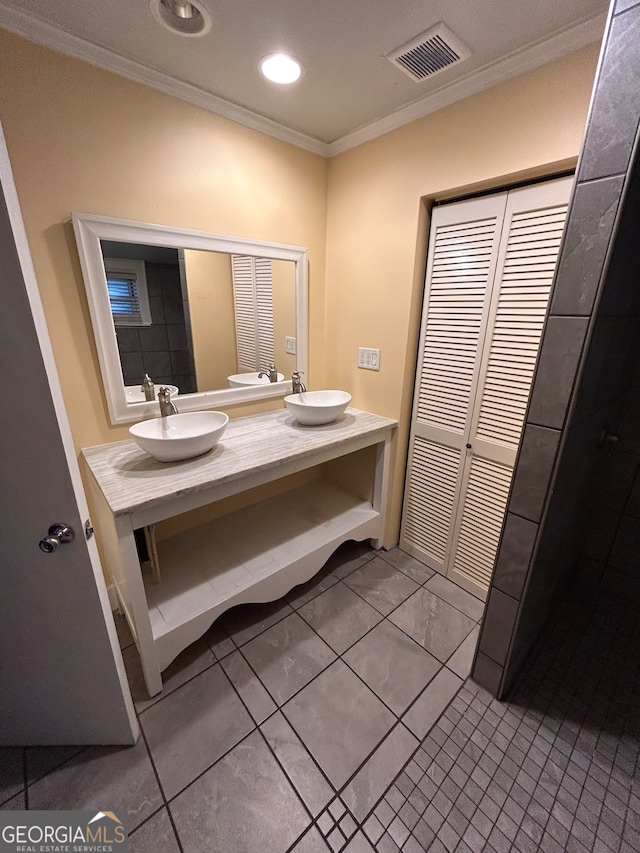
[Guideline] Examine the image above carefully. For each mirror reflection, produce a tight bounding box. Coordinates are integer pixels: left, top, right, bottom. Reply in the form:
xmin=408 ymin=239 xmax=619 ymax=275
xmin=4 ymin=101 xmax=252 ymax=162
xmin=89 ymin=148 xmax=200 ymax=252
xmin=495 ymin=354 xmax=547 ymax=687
xmin=101 ymin=241 xmax=297 ymax=398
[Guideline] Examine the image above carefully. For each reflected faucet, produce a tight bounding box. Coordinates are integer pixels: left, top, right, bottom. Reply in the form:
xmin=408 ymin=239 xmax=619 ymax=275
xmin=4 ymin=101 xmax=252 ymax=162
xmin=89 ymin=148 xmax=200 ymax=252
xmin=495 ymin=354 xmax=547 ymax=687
xmin=158 ymin=387 xmax=178 ymax=417
xmin=141 ymin=373 xmax=155 ymax=401
xmin=258 ymin=363 xmax=279 ymax=383
xmin=292 ymin=371 xmax=306 ymax=394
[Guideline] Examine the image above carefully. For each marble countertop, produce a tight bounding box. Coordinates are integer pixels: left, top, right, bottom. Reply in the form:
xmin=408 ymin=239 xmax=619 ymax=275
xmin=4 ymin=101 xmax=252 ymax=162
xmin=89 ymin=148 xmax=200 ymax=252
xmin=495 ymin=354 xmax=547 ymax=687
xmin=82 ymin=407 xmax=396 ymax=518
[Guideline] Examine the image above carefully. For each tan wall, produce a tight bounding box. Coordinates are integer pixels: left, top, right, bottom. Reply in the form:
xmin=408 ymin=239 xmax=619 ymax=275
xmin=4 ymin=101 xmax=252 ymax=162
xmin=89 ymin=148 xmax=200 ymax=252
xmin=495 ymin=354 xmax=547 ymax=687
xmin=324 ymin=43 xmax=600 ymax=545
xmin=0 ymin=27 xmax=599 ymax=551
xmin=183 ymin=249 xmax=236 ymax=390
xmin=0 ymin=29 xmax=327 ymax=453
xmin=271 ymin=259 xmax=297 ymax=376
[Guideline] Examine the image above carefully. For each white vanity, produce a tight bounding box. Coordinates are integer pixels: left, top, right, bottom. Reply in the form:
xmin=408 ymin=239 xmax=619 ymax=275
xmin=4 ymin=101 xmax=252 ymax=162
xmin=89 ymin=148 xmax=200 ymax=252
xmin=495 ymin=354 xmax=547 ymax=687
xmin=83 ymin=407 xmax=396 ymax=696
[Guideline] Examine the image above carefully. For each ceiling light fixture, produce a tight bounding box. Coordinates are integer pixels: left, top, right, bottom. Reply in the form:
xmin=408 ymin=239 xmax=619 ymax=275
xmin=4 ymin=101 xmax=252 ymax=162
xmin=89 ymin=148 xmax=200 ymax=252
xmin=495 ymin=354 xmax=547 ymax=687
xmin=260 ymin=53 xmax=303 ymax=85
xmin=150 ymin=0 xmax=212 ymax=37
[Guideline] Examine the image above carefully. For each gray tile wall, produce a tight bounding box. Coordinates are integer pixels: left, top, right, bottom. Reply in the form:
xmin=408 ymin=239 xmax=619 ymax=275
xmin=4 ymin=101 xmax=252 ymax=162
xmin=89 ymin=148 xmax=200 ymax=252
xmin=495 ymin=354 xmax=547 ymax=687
xmin=472 ymin=0 xmax=640 ymax=697
xmin=116 ymin=261 xmax=197 ymax=394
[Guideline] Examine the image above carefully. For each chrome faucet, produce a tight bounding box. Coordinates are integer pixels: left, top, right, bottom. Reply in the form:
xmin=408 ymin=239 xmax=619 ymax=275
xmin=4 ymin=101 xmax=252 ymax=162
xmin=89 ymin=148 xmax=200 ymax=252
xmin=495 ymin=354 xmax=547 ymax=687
xmin=158 ymin=387 xmax=178 ymax=417
xmin=291 ymin=371 xmax=306 ymax=394
xmin=141 ymin=373 xmax=155 ymax=402
xmin=258 ymin=363 xmax=279 ymax=383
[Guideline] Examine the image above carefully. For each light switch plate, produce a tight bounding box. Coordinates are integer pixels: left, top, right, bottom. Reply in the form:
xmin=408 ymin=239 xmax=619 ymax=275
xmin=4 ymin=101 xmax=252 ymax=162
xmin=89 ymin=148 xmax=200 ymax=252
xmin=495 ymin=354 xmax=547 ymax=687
xmin=285 ymin=336 xmax=297 ymax=354
xmin=358 ymin=347 xmax=380 ymax=370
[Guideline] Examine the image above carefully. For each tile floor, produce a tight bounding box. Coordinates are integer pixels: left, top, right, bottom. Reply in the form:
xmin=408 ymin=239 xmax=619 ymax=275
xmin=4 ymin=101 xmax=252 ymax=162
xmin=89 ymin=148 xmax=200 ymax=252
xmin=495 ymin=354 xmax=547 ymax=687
xmin=1 ymin=543 xmax=639 ymax=853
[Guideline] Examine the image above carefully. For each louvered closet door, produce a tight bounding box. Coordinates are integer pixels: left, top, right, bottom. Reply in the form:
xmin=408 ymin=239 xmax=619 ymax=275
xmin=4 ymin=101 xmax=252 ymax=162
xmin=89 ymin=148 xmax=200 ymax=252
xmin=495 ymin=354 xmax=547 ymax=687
xmin=401 ymin=176 xmax=572 ymax=599
xmin=401 ymin=193 xmax=509 ymax=575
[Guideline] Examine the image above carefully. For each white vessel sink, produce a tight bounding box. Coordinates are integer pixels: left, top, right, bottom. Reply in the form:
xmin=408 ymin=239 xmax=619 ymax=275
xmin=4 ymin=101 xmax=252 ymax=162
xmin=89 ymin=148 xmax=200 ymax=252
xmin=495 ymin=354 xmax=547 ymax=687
xmin=284 ymin=390 xmax=351 ymax=425
xmin=227 ymin=372 xmax=284 ymax=388
xmin=129 ymin=411 xmax=228 ymax=462
xmin=125 ymin=384 xmax=179 ymax=403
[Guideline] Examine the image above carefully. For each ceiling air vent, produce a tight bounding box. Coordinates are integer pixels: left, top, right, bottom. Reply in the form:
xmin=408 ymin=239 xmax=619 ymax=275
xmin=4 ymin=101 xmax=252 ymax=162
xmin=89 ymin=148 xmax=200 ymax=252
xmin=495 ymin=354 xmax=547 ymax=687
xmin=386 ymin=24 xmax=470 ymax=82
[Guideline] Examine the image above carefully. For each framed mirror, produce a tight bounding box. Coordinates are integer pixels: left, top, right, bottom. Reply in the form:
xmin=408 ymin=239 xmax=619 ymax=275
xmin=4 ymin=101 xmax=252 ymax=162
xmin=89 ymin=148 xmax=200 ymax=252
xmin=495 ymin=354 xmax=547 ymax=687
xmin=72 ymin=213 xmax=308 ymax=424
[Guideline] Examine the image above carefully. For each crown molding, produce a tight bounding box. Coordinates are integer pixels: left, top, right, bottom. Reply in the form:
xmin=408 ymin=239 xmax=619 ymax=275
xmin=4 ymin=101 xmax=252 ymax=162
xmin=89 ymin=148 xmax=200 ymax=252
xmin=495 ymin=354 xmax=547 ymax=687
xmin=326 ymin=12 xmax=607 ymax=157
xmin=0 ymin=2 xmax=605 ymax=160
xmin=0 ymin=2 xmax=330 ymax=157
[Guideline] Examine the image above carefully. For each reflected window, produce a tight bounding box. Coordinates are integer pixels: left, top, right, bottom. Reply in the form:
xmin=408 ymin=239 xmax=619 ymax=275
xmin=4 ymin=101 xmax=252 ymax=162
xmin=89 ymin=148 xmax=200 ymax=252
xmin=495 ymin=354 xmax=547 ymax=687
xmin=104 ymin=258 xmax=151 ymax=327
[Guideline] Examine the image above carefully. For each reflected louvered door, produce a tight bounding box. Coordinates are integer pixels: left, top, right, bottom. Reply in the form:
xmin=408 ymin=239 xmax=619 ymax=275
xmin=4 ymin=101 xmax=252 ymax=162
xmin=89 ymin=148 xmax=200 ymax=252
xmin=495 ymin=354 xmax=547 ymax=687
xmin=401 ymin=193 xmax=508 ymax=574
xmin=448 ymin=177 xmax=571 ymax=597
xmin=254 ymin=258 xmax=275 ymax=368
xmin=401 ymin=176 xmax=572 ymax=599
xmin=232 ymin=256 xmax=275 ymax=371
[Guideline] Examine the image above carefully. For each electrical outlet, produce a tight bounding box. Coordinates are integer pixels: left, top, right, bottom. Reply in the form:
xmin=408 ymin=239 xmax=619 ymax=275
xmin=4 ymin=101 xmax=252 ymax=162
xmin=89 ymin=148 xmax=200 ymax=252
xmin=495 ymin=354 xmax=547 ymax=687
xmin=358 ymin=347 xmax=380 ymax=371
xmin=285 ymin=336 xmax=297 ymax=354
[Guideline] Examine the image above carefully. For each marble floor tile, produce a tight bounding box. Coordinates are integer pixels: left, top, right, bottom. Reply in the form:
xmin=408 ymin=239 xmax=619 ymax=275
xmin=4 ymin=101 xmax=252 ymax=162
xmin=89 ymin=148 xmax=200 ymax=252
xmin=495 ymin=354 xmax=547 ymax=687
xmin=341 ymin=723 xmax=419 ymax=821
xmin=170 ymin=729 xmax=310 ymax=853
xmin=203 ymin=621 xmax=236 ymax=660
xmin=401 ymin=668 xmax=463 ymax=740
xmin=424 ymin=573 xmax=485 ymax=621
xmin=324 ymin=540 xmax=377 ymax=580
xmin=286 ymin=566 xmax=340 ymax=609
xmin=240 ymin=612 xmax=336 ymax=705
xmin=220 ymin=598 xmax=294 ymax=646
xmin=129 ymin=809 xmax=180 ymax=853
xmin=389 ymin=588 xmax=477 ymax=662
xmin=290 ymin=826 xmax=333 ymax=852
xmin=379 ymin=548 xmax=436 ymax=585
xmin=140 ymin=662 xmax=254 ymax=800
xmin=27 ymin=737 xmax=163 ymax=832
xmin=220 ymin=650 xmax=277 ymax=724
xmin=0 ymin=792 xmax=25 ymax=810
xmin=0 ymin=748 xmax=23 ymax=805
xmin=261 ymin=711 xmax=333 ymax=816
xmin=282 ymin=660 xmax=395 ymax=788
xmin=446 ymin=625 xmax=480 ymax=679
xmin=298 ymin=581 xmax=382 ymax=654
xmin=343 ymin=557 xmax=420 ymax=616
xmin=122 ymin=638 xmax=215 ymax=713
xmin=25 ymin=746 xmax=85 ymax=785
xmin=343 ymin=620 xmax=441 ymax=715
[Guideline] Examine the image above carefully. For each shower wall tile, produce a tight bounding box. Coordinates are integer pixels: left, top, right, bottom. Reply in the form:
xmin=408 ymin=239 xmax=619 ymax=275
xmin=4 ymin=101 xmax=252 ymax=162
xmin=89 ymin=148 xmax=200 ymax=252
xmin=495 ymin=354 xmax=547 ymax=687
xmin=578 ymin=6 xmax=640 ymax=182
xmin=478 ymin=590 xmax=519 ymax=667
xmin=593 ymin=449 xmax=640 ymax=511
xmin=527 ymin=317 xmax=588 ymax=429
xmin=609 ymin=514 xmax=640 ymax=573
xmin=582 ymin=506 xmax=621 ymax=563
xmin=625 ymin=467 xmax=640 ymax=517
xmin=473 ymin=2 xmax=640 ymax=700
xmin=598 ymin=170 xmax=640 ymax=318
xmin=508 ymin=425 xmax=560 ymax=522
xmin=571 ymin=316 xmax=614 ymax=423
xmin=549 ymin=176 xmax=623 ymax=316
xmin=471 ymin=653 xmax=503 ymax=695
xmin=492 ymin=514 xmax=537 ymax=601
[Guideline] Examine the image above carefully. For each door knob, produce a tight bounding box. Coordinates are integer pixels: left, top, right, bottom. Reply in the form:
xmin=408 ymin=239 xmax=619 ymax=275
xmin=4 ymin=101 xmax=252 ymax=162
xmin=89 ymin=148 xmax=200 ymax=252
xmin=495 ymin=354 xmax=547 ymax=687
xmin=39 ymin=523 xmax=75 ymax=553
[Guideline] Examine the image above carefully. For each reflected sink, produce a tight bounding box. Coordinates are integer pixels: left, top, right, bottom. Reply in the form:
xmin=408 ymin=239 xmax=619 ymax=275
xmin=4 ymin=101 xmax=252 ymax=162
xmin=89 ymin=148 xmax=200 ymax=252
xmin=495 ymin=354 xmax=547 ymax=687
xmin=126 ymin=384 xmax=179 ymax=403
xmin=129 ymin=411 xmax=228 ymax=462
xmin=227 ymin=372 xmax=284 ymax=388
xmin=284 ymin=390 xmax=351 ymax=425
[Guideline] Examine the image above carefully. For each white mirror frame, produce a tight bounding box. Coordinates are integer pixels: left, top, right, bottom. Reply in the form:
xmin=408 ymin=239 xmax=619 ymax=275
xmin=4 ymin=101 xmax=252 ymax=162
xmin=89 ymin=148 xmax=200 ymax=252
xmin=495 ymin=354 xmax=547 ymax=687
xmin=72 ymin=213 xmax=308 ymax=425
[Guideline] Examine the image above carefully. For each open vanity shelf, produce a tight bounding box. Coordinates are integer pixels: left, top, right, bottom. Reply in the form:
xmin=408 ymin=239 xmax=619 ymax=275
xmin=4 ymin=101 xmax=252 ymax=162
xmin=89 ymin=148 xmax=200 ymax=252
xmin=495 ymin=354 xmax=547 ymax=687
xmin=83 ymin=407 xmax=396 ymax=696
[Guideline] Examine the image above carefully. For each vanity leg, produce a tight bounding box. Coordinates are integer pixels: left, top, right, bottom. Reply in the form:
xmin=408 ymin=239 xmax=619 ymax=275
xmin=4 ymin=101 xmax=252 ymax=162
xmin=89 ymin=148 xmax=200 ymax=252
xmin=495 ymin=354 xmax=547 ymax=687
xmin=115 ymin=517 xmax=164 ymax=697
xmin=371 ymin=434 xmax=392 ymax=550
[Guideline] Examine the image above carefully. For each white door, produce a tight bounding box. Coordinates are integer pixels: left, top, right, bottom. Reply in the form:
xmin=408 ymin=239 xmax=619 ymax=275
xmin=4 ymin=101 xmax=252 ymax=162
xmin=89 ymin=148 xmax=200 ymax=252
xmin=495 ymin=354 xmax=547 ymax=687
xmin=401 ymin=177 xmax=572 ymax=599
xmin=0 ymin=123 xmax=138 ymax=745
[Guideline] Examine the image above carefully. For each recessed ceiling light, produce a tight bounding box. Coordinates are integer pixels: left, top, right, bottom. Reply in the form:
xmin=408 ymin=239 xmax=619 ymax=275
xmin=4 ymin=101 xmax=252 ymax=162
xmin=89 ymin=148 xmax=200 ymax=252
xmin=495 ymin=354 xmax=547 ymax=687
xmin=260 ymin=54 xmax=303 ymax=85
xmin=150 ymin=0 xmax=212 ymax=37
